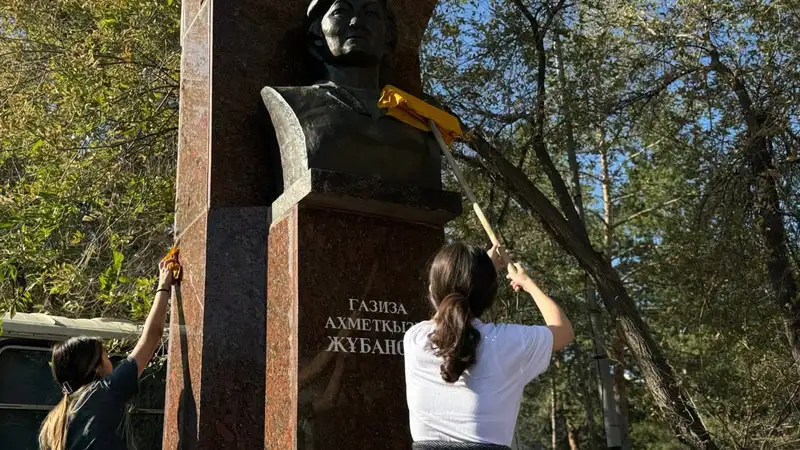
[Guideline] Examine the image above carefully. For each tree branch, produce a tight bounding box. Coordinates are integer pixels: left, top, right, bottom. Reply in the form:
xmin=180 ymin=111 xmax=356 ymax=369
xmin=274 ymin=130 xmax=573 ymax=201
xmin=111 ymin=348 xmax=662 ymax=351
xmin=610 ymin=67 xmax=705 ymax=114
xmin=58 ymin=127 xmax=178 ymax=151
xmin=613 ymin=196 xmax=685 ymax=229
xmin=511 ymin=0 xmax=589 ymax=244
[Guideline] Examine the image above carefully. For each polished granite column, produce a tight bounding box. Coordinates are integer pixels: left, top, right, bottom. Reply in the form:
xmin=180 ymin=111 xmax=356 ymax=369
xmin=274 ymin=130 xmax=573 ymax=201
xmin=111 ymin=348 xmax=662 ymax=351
xmin=165 ymin=0 xmax=442 ymax=448
xmin=163 ymin=0 xmax=278 ymax=447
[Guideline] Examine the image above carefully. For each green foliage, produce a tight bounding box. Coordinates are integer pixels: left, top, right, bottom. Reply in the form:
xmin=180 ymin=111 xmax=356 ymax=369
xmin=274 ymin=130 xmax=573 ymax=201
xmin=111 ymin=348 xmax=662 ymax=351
xmin=0 ymin=0 xmax=180 ymax=320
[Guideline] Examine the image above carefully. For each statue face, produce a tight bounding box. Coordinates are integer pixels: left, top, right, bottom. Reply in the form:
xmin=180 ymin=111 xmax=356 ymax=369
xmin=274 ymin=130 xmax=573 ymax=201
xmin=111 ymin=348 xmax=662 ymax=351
xmin=320 ymin=0 xmax=388 ymax=67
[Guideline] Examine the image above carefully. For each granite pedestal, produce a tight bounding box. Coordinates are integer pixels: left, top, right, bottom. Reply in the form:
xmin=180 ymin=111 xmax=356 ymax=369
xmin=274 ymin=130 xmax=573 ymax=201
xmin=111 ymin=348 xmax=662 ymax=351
xmin=265 ymin=170 xmax=460 ymax=449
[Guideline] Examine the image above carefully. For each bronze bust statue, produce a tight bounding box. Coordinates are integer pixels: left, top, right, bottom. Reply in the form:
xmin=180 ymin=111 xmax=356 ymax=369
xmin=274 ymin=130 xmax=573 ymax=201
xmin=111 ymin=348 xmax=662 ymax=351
xmin=261 ymin=0 xmax=443 ymax=196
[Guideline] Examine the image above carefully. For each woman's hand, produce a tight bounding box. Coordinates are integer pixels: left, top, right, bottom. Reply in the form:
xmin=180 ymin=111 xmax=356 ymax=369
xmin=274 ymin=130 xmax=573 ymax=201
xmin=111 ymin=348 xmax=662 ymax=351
xmin=157 ymin=258 xmax=178 ymax=290
xmin=488 ymin=244 xmax=509 ymax=270
xmin=506 ymin=262 xmax=535 ymax=292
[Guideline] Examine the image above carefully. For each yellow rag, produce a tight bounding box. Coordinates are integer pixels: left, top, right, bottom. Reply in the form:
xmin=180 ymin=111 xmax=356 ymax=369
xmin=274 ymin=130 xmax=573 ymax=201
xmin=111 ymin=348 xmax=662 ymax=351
xmin=160 ymin=247 xmax=183 ymax=283
xmin=378 ymin=85 xmax=463 ymax=145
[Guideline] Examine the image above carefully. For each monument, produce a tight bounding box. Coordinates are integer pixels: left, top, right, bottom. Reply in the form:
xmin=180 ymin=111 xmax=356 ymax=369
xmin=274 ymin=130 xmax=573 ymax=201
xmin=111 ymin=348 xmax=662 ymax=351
xmin=261 ymin=0 xmax=443 ymax=196
xmin=165 ymin=0 xmax=458 ymax=448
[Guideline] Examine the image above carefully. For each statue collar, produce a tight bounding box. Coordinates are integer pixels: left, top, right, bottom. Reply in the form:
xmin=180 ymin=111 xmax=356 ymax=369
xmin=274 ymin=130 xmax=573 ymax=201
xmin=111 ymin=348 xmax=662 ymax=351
xmin=313 ymin=81 xmax=385 ymax=121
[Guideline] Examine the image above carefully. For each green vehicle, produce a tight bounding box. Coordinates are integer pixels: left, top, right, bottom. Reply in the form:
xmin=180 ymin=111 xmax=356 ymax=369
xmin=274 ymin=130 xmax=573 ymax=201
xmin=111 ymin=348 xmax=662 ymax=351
xmin=0 ymin=312 xmax=167 ymax=450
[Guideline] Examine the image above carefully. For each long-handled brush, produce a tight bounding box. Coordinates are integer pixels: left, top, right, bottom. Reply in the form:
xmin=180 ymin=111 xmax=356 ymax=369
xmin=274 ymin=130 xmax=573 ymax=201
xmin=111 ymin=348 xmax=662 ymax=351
xmin=378 ymin=85 xmax=500 ymax=247
xmin=379 ymin=86 xmax=521 ymax=450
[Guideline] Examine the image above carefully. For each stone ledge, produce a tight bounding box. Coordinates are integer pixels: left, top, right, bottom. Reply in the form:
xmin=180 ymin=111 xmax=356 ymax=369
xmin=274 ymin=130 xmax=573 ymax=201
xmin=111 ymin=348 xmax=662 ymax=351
xmin=269 ymin=169 xmax=462 ymax=227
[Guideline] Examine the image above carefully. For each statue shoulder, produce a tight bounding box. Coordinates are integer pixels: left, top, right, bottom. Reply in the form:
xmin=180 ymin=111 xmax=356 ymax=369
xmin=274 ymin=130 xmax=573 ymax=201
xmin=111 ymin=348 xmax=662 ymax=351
xmin=261 ymin=85 xmax=327 ymax=116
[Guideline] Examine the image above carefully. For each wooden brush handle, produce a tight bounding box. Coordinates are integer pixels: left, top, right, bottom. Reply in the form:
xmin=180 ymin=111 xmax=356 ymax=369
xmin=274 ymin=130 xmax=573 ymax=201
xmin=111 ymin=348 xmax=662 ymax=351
xmin=473 ymin=203 xmax=500 ymax=247
xmin=429 ymin=119 xmax=501 ymax=247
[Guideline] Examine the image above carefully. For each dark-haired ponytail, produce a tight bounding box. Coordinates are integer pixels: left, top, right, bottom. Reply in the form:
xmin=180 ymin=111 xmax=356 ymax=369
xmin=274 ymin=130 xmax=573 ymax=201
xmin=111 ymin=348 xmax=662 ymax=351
xmin=429 ymin=293 xmax=482 ymax=383
xmin=427 ymin=243 xmax=498 ymax=383
xmin=39 ymin=337 xmax=104 ymax=450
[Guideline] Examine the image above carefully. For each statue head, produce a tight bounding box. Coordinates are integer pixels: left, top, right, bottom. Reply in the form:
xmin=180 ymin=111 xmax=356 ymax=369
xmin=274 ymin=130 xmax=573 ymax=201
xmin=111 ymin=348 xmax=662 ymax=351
xmin=307 ymin=0 xmax=398 ymax=69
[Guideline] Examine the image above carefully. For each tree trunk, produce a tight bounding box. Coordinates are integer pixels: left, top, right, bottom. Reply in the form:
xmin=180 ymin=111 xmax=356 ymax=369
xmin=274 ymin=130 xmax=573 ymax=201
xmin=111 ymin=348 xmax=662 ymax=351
xmin=613 ymin=328 xmax=632 ymax=450
xmin=599 ymin=147 xmax=612 ymax=257
xmin=557 ymin=27 xmax=622 ymax=449
xmin=567 ymin=418 xmax=581 ymax=450
xmin=552 ymin=378 xmax=559 ymax=450
xmin=709 ymin=50 xmax=800 ymax=372
xmin=574 ymin=345 xmax=599 ymax=449
xmin=749 ymin=120 xmax=800 ymax=370
xmin=600 ymin=146 xmax=631 ymax=450
xmin=468 ymin=132 xmax=719 ymax=450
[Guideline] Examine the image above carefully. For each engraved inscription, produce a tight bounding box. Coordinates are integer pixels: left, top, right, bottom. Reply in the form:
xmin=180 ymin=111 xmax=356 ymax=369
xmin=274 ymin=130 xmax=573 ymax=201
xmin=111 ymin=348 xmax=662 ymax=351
xmin=323 ymin=298 xmax=415 ymax=356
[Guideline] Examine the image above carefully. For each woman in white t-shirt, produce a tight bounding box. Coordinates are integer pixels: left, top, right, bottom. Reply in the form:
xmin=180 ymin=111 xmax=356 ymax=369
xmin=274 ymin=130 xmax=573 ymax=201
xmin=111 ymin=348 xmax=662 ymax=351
xmin=404 ymin=243 xmax=574 ymax=450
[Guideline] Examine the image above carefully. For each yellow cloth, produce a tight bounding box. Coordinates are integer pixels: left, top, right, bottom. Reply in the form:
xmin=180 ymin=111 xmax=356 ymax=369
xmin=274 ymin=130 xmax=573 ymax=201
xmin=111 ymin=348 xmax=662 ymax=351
xmin=378 ymin=85 xmax=463 ymax=145
xmin=160 ymin=247 xmax=183 ymax=283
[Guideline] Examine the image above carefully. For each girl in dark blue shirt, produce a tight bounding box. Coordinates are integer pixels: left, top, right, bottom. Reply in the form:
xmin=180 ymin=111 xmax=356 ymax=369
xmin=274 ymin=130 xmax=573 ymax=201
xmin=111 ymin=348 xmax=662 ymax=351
xmin=39 ymin=256 xmax=177 ymax=450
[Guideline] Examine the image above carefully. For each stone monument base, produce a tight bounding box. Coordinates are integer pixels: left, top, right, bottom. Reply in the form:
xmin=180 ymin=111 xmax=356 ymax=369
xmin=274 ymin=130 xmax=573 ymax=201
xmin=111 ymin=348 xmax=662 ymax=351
xmin=265 ymin=171 xmax=461 ymax=449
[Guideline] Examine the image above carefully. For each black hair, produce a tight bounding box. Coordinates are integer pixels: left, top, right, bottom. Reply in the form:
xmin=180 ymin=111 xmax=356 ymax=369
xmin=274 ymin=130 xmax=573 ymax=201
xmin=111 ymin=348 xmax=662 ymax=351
xmin=39 ymin=337 xmax=104 ymax=450
xmin=427 ymin=243 xmax=498 ymax=383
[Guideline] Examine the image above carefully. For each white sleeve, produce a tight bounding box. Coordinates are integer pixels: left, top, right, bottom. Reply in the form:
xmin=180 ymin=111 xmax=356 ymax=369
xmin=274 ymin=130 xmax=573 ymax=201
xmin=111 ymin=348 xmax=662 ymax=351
xmin=509 ymin=325 xmax=553 ymax=382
